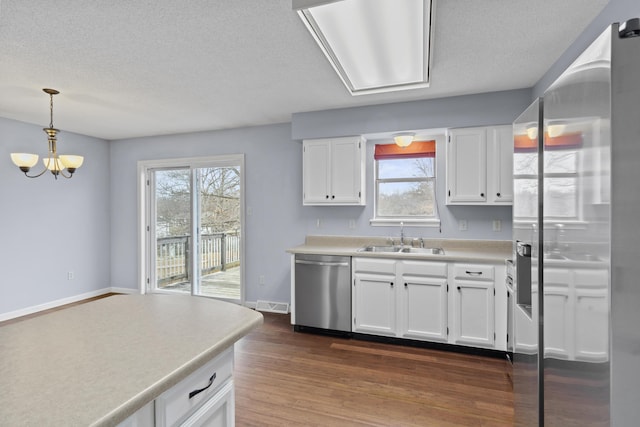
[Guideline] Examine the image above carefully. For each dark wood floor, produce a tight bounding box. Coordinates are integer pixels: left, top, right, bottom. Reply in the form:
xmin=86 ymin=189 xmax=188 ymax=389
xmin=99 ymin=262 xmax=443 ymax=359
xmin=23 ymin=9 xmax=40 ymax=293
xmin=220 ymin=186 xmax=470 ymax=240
xmin=234 ymin=313 xmax=514 ymax=426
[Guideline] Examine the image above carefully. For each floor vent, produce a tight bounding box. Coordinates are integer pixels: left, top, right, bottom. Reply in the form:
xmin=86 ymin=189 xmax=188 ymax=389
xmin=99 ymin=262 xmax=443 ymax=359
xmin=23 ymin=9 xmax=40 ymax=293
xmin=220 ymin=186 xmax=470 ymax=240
xmin=255 ymin=300 xmax=289 ymax=314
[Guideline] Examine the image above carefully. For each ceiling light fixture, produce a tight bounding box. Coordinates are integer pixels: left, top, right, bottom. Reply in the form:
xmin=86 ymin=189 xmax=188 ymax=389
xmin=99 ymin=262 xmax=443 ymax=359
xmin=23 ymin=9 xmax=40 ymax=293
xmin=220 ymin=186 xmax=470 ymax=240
xmin=393 ymin=132 xmax=415 ymax=148
xmin=10 ymin=88 xmax=83 ymax=179
xmin=526 ymin=124 xmax=538 ymax=140
xmin=293 ymin=0 xmax=432 ymax=96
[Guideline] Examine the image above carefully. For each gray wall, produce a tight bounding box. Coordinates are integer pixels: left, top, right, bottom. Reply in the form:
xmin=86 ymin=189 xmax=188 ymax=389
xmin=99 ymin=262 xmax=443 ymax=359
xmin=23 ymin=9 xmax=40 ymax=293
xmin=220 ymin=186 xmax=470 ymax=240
xmin=109 ymin=89 xmax=531 ymax=306
xmin=0 ymin=117 xmax=111 ymax=315
xmin=292 ymin=89 xmax=531 ymax=140
xmin=109 ymin=123 xmax=305 ymax=305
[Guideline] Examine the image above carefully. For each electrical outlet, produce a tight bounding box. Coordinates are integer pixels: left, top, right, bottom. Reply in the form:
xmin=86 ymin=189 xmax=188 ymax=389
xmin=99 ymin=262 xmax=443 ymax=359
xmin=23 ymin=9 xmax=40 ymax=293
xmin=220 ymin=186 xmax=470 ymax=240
xmin=316 ymin=218 xmax=321 ymax=228
xmin=458 ymin=220 xmax=468 ymax=231
xmin=259 ymin=275 xmax=265 ymax=285
xmin=348 ymin=219 xmax=356 ymax=229
xmin=68 ymin=271 xmax=74 ymax=280
xmin=493 ymin=220 xmax=502 ymax=232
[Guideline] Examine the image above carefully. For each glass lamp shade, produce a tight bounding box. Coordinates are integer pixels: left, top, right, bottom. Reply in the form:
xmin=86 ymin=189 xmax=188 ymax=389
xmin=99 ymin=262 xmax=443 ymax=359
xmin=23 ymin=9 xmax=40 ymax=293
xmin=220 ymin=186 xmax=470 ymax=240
xmin=59 ymin=155 xmax=84 ymax=170
xmin=394 ymin=133 xmax=415 ymax=147
xmin=43 ymin=157 xmax=65 ymax=171
xmin=10 ymin=153 xmax=39 ymax=168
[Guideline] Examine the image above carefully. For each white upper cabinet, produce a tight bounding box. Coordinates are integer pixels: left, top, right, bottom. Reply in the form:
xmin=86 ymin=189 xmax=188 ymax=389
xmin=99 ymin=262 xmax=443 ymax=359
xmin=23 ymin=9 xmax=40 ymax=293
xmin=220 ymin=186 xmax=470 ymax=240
xmin=447 ymin=127 xmax=487 ymax=203
xmin=303 ymin=136 xmax=366 ymax=205
xmin=446 ymin=125 xmax=513 ymax=205
xmin=487 ymin=126 xmax=514 ymax=203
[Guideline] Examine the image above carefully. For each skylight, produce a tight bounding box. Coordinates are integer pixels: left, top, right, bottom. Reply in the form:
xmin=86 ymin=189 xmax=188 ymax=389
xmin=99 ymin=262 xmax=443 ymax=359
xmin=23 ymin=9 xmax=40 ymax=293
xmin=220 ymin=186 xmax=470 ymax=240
xmin=294 ymin=0 xmax=432 ymax=96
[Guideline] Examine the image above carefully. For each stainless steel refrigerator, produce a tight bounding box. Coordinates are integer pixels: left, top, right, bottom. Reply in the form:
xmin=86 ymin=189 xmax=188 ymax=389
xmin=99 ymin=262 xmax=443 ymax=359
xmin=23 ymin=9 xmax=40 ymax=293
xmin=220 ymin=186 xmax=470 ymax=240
xmin=512 ymin=18 xmax=640 ymax=426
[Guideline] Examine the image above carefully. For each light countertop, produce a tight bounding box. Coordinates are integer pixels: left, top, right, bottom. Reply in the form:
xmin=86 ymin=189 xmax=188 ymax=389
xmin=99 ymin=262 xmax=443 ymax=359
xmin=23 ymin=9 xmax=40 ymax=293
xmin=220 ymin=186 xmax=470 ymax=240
xmin=287 ymin=235 xmax=512 ymax=264
xmin=0 ymin=294 xmax=263 ymax=426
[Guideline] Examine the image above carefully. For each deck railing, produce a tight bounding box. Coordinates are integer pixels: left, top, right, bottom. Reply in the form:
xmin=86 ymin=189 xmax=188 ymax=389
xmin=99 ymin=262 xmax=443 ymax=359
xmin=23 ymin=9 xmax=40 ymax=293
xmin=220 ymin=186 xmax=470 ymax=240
xmin=156 ymin=232 xmax=240 ymax=286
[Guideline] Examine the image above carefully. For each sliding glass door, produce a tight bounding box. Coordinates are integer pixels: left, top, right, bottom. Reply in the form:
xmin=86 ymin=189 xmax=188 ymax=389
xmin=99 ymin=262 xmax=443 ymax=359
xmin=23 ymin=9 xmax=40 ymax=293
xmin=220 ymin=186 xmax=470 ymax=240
xmin=144 ymin=156 xmax=243 ymax=303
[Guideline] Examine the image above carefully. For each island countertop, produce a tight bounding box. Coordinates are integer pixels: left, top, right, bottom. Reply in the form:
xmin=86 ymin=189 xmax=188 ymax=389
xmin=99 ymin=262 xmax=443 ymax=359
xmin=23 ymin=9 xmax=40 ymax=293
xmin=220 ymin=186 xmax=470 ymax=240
xmin=0 ymin=294 xmax=263 ymax=426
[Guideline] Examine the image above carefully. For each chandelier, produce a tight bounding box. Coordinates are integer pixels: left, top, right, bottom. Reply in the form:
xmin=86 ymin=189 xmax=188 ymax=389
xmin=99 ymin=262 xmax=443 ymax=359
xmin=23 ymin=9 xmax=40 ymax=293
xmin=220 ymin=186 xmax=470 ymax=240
xmin=10 ymin=88 xmax=84 ymax=179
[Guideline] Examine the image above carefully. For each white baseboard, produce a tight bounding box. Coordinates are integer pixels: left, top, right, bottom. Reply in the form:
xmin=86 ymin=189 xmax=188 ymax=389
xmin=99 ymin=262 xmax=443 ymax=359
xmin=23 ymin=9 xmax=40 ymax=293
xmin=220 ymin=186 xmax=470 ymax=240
xmin=0 ymin=286 xmax=139 ymax=322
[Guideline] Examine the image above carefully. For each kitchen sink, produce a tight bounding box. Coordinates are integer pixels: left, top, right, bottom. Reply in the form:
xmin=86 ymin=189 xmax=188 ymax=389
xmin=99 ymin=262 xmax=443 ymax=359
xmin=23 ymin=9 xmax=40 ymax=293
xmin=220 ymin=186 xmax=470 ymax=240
xmin=358 ymin=245 xmax=445 ymax=255
xmin=358 ymin=245 xmax=404 ymax=253
xmin=400 ymin=247 xmax=446 ymax=255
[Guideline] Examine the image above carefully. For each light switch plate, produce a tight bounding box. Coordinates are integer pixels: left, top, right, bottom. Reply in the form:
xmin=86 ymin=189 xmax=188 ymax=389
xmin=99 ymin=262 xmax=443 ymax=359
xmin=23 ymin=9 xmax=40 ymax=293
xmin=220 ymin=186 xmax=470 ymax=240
xmin=459 ymin=220 xmax=468 ymax=231
xmin=493 ymin=220 xmax=501 ymax=232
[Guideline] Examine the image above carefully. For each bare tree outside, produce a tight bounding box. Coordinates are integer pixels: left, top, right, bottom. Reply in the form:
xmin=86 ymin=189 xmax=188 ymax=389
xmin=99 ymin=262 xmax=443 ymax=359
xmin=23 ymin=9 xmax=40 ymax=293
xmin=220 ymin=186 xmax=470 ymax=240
xmin=155 ymin=167 xmax=240 ymax=237
xmin=153 ymin=166 xmax=242 ymax=298
xmin=377 ymin=157 xmax=436 ymax=217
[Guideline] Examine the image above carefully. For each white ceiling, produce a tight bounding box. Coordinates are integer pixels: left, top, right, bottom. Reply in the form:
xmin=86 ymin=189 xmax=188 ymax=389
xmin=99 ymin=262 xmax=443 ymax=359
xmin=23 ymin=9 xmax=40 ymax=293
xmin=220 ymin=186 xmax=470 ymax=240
xmin=0 ymin=0 xmax=609 ymax=140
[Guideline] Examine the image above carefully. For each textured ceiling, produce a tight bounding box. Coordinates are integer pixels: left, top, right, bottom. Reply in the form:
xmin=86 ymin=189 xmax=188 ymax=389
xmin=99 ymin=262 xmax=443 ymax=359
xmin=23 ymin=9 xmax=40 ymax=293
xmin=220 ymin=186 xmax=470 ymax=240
xmin=0 ymin=0 xmax=609 ymax=140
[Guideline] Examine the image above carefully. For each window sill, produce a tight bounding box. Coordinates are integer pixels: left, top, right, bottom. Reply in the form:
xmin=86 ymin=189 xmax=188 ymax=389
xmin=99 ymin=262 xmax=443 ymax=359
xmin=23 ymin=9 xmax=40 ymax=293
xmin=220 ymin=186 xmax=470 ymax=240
xmin=370 ymin=218 xmax=441 ymax=227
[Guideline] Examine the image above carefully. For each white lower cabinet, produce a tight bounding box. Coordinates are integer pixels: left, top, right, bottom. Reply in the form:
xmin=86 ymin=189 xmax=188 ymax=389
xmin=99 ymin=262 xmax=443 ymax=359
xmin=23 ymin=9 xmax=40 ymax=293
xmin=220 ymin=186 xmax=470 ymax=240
xmin=543 ymin=269 xmax=572 ymax=359
xmin=118 ymin=347 xmax=235 ymax=427
xmin=353 ymin=258 xmax=448 ymax=340
xmin=451 ymin=264 xmax=496 ymax=348
xmin=353 ymin=257 xmax=505 ymax=351
xmin=542 ymin=266 xmax=608 ymax=362
xmin=352 ymin=258 xmax=396 ymax=336
xmin=398 ymin=260 xmax=448 ymax=342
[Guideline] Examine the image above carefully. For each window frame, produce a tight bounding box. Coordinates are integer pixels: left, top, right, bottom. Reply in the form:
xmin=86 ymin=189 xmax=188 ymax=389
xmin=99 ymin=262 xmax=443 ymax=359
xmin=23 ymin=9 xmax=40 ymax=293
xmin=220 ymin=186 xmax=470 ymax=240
xmin=370 ymin=143 xmax=440 ymax=227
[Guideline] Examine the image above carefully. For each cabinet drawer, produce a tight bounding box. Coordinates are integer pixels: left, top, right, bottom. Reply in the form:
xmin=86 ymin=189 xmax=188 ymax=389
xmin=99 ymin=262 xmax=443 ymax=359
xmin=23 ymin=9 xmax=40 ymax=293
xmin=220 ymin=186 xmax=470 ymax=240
xmin=353 ymin=257 xmax=396 ymax=275
xmin=453 ymin=264 xmax=495 ymax=281
xmin=155 ymin=347 xmax=234 ymax=427
xmin=401 ymin=260 xmax=447 ymax=278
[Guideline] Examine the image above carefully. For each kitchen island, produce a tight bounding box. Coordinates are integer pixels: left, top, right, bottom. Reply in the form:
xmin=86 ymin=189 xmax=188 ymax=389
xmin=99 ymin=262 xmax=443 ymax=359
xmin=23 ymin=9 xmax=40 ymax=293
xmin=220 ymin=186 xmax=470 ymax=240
xmin=0 ymin=294 xmax=263 ymax=426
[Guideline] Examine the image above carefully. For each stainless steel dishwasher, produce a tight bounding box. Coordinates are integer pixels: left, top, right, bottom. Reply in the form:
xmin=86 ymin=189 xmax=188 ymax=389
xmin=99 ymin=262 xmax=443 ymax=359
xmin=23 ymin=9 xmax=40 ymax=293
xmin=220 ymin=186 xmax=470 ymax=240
xmin=294 ymin=253 xmax=351 ymax=333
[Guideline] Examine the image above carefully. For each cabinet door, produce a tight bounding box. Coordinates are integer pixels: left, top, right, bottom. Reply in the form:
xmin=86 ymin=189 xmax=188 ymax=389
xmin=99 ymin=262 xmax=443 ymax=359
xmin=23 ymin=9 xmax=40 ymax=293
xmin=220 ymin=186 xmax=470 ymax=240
xmin=303 ymin=139 xmax=331 ymax=204
xmin=353 ymin=273 xmax=396 ymax=336
xmin=447 ymin=128 xmax=487 ymax=204
xmin=488 ymin=125 xmax=513 ymax=204
xmin=452 ymin=280 xmax=495 ymax=347
xmin=331 ymin=137 xmax=362 ymax=204
xmin=573 ymin=269 xmax=608 ymax=362
xmin=398 ymin=276 xmax=448 ymax=342
xmin=574 ymin=288 xmax=608 ymax=362
xmin=180 ymin=380 xmax=235 ymax=427
xmin=543 ymin=285 xmax=572 ymax=359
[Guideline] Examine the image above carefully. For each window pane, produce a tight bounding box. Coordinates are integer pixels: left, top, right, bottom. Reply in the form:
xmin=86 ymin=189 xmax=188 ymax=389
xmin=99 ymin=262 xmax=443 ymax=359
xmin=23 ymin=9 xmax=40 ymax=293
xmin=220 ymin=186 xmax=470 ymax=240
xmin=378 ymin=181 xmax=434 ymax=217
xmin=544 ymin=177 xmax=577 ymax=218
xmin=545 ymin=150 xmax=577 ymax=173
xmin=514 ymin=152 xmax=538 ymax=176
xmin=513 ymin=178 xmax=537 ymax=219
xmin=378 ymin=158 xmax=434 ymax=179
xmin=155 ymin=169 xmax=191 ymax=293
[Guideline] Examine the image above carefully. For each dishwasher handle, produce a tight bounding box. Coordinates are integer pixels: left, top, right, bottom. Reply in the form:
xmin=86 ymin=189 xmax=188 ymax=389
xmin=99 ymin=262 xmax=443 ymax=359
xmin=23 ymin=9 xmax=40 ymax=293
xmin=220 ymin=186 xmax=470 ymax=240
xmin=295 ymin=259 xmax=350 ymax=267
